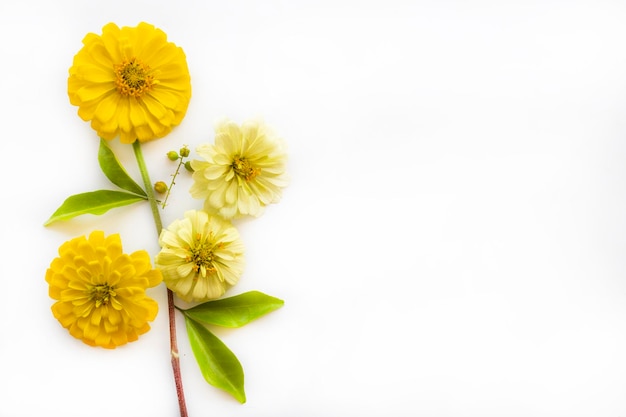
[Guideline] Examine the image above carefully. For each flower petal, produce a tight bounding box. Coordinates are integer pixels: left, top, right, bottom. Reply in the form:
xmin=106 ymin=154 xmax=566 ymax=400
xmin=45 ymin=232 xmax=161 ymax=348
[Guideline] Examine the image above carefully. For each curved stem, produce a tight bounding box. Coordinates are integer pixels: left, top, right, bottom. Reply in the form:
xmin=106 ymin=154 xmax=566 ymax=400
xmin=132 ymin=141 xmax=163 ymax=234
xmin=133 ymin=141 xmax=188 ymax=417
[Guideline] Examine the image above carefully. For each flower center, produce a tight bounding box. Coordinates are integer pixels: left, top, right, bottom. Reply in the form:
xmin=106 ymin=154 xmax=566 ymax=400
xmin=89 ymin=283 xmax=116 ymax=308
xmin=115 ymin=58 xmax=154 ymax=97
xmin=187 ymin=234 xmax=223 ymax=276
xmin=232 ymin=157 xmax=261 ymax=181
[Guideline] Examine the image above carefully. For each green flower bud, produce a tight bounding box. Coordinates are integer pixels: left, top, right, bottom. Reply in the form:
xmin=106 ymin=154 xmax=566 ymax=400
xmin=179 ymin=147 xmax=190 ymax=157
xmin=154 ymin=181 xmax=168 ymax=194
xmin=184 ymin=161 xmax=194 ymax=172
xmin=167 ymin=151 xmax=179 ymax=161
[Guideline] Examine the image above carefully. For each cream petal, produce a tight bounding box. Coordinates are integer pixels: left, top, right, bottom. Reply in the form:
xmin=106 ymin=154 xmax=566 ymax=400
xmin=225 ymin=180 xmax=238 ymax=205
xmin=192 ymin=276 xmax=209 ymax=299
xmin=203 ymin=164 xmax=229 ymax=180
xmin=204 ymin=278 xmax=225 ymax=300
xmin=219 ymin=203 xmax=238 ymax=219
xmin=176 ymin=220 xmax=194 ymax=244
xmin=159 ymin=229 xmax=181 ymax=247
xmin=173 ymin=277 xmax=194 ymax=301
xmin=208 ymin=181 xmax=229 ymax=208
xmin=212 ymin=153 xmax=233 ymax=165
xmin=189 ymin=179 xmax=210 ymax=199
xmin=176 ymin=263 xmax=194 ymax=278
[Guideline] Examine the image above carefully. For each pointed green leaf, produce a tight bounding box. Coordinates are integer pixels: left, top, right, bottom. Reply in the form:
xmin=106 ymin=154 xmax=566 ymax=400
xmin=44 ymin=190 xmax=146 ymax=226
xmin=181 ymin=291 xmax=284 ymax=328
xmin=185 ymin=316 xmax=246 ymax=403
xmin=98 ymin=138 xmax=146 ymax=196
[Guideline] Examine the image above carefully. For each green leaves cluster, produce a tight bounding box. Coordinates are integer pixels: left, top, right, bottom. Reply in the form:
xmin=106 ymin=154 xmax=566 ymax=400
xmin=179 ymin=291 xmax=284 ymax=403
xmin=44 ymin=139 xmax=148 ymax=226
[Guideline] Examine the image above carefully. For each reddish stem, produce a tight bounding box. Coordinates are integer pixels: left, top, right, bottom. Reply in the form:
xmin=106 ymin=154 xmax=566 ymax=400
xmin=168 ymin=288 xmax=188 ymax=417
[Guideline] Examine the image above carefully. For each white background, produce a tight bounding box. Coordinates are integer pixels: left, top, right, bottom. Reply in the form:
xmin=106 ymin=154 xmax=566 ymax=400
xmin=1 ymin=0 xmax=626 ymax=416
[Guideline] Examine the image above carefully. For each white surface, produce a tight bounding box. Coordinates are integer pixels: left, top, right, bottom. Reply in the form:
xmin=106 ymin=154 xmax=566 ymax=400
xmin=2 ymin=0 xmax=626 ymax=415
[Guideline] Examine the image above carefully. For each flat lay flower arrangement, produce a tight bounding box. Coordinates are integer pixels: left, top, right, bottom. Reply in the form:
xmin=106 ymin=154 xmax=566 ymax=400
xmin=44 ymin=22 xmax=287 ymax=415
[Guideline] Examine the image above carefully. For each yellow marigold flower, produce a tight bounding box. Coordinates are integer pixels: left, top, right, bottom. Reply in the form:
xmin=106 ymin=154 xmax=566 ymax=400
xmin=45 ymin=231 xmax=162 ymax=349
xmin=190 ymin=119 xmax=289 ymax=219
xmin=68 ymin=22 xmax=192 ymax=143
xmin=155 ymin=210 xmax=245 ymax=302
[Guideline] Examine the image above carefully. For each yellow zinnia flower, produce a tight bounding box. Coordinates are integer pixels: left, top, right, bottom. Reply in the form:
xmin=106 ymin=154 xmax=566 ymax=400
xmin=155 ymin=210 xmax=245 ymax=302
xmin=45 ymin=231 xmax=162 ymax=349
xmin=68 ymin=22 xmax=192 ymax=143
xmin=190 ymin=119 xmax=289 ymax=218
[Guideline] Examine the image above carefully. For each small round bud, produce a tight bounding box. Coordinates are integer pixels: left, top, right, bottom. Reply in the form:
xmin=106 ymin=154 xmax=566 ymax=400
xmin=184 ymin=161 xmax=194 ymax=172
xmin=154 ymin=181 xmax=168 ymax=194
xmin=179 ymin=147 xmax=190 ymax=158
xmin=167 ymin=151 xmax=179 ymax=161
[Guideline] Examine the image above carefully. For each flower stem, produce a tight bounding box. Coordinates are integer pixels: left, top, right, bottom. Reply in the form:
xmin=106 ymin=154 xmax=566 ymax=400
xmin=161 ymin=151 xmax=187 ymax=209
xmin=132 ymin=140 xmax=188 ymax=417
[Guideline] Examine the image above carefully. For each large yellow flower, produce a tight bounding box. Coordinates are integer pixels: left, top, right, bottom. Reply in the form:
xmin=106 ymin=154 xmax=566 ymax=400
xmin=190 ymin=119 xmax=289 ymax=219
xmin=68 ymin=22 xmax=192 ymax=143
xmin=155 ymin=210 xmax=245 ymax=302
xmin=45 ymin=231 xmax=162 ymax=349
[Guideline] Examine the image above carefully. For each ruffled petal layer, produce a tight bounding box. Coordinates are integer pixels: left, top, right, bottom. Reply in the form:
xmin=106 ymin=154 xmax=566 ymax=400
xmin=45 ymin=232 xmax=162 ymax=349
xmin=155 ymin=210 xmax=245 ymax=303
xmin=190 ymin=119 xmax=288 ymax=218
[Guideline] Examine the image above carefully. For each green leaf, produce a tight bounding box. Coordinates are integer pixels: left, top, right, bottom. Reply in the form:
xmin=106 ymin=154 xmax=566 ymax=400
xmin=181 ymin=291 xmax=285 ymax=328
xmin=44 ymin=190 xmax=146 ymax=226
xmin=185 ymin=316 xmax=246 ymax=403
xmin=98 ymin=138 xmax=146 ymax=197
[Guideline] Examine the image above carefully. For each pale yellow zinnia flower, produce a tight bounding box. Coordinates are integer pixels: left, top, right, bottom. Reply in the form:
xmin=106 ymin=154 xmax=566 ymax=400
xmin=68 ymin=22 xmax=192 ymax=143
xmin=190 ymin=119 xmax=288 ymax=219
xmin=45 ymin=231 xmax=162 ymax=349
xmin=155 ymin=210 xmax=245 ymax=302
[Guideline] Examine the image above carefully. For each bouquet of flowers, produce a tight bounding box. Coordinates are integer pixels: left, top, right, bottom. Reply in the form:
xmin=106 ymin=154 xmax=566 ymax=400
xmin=44 ymin=22 xmax=288 ymax=415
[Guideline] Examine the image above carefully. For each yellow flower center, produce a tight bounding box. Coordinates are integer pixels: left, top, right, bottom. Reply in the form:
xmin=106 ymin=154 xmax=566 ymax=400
xmin=115 ymin=58 xmax=154 ymax=97
xmin=187 ymin=234 xmax=223 ymax=276
xmin=232 ymin=157 xmax=261 ymax=181
xmin=89 ymin=283 xmax=116 ymax=308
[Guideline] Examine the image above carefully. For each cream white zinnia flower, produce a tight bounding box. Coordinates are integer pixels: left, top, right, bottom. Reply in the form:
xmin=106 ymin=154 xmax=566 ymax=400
xmin=190 ymin=119 xmax=288 ymax=219
xmin=155 ymin=210 xmax=245 ymax=302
